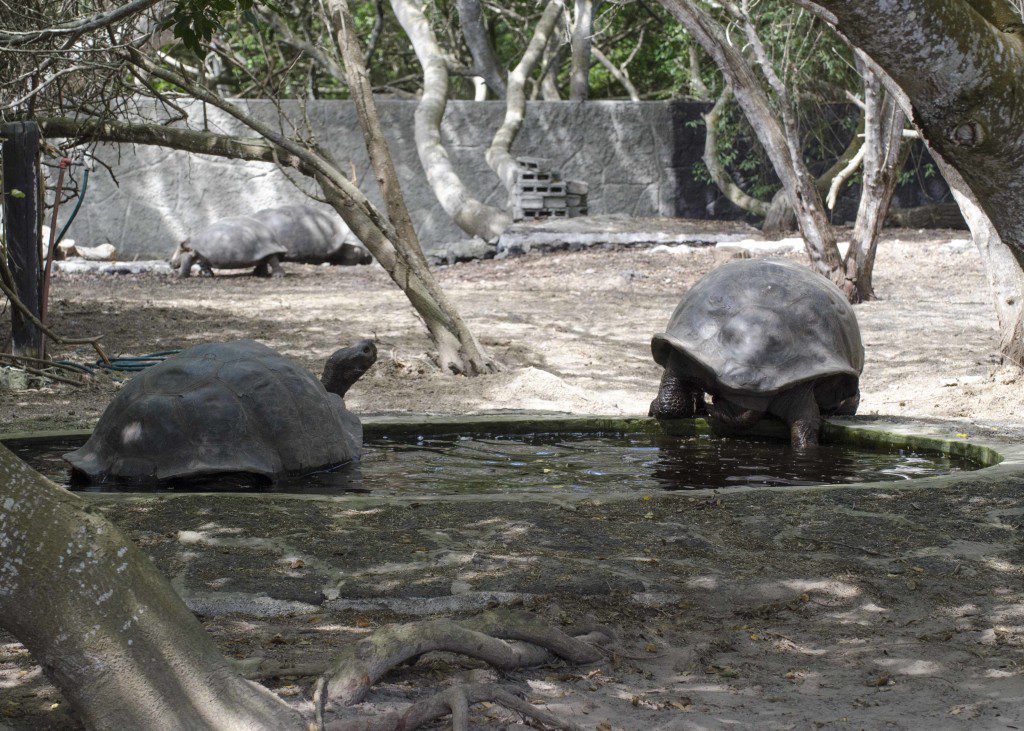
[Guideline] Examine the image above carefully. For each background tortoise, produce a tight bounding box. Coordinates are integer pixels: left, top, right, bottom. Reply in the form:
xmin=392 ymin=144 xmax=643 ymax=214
xmin=253 ymin=205 xmax=371 ymax=265
xmin=648 ymin=258 xmax=864 ymax=448
xmin=172 ymin=206 xmax=370 ymax=277
xmin=64 ymin=339 xmax=376 ymax=486
xmin=172 ymin=215 xmax=286 ymax=278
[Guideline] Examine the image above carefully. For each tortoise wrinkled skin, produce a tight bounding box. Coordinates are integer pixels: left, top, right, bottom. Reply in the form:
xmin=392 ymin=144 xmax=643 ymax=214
xmin=64 ymin=340 xmax=374 ymax=486
xmin=649 ymin=259 xmax=864 ymax=448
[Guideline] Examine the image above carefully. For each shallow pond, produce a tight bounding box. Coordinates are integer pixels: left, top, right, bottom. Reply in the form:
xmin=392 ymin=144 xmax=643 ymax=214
xmin=8 ymin=430 xmax=978 ymax=496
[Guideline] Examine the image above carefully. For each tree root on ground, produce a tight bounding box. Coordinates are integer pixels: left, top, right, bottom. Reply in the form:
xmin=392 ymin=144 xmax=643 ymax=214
xmin=321 ymin=682 xmax=582 ymax=731
xmin=288 ymin=609 xmax=612 ymax=731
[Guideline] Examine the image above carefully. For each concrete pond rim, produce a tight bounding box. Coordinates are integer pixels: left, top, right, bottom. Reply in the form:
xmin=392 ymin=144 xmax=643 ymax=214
xmin=1 ymin=413 xmax=1017 ymax=508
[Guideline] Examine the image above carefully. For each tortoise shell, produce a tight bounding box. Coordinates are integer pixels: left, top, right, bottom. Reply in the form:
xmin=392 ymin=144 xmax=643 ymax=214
xmin=64 ymin=340 xmax=361 ymax=485
xmin=651 ymin=259 xmax=864 ymax=408
xmin=252 ymin=205 xmax=360 ymax=264
xmin=189 ymin=216 xmax=286 ymax=268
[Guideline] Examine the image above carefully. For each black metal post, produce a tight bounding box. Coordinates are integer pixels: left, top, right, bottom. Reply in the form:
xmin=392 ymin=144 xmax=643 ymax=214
xmin=2 ymin=121 xmax=43 ymax=356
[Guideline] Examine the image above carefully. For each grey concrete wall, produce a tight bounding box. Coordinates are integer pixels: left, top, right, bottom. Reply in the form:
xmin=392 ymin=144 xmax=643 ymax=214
xmin=60 ymin=100 xmax=714 ymax=258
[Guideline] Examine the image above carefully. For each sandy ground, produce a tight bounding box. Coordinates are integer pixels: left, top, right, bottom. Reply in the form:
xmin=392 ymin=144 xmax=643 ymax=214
xmin=0 ymin=228 xmax=1019 ymax=431
xmin=2 ymin=229 xmax=1024 ymax=730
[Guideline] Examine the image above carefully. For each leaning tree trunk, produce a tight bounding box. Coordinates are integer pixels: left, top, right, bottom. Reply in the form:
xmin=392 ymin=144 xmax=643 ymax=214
xmin=933 ymin=154 xmax=1024 ymax=366
xmin=538 ymin=33 xmax=565 ymax=100
xmin=569 ymin=0 xmax=594 ymax=100
xmin=390 ymin=0 xmax=512 ymax=241
xmin=702 ymin=85 xmax=771 ymax=218
xmin=486 ymin=1 xmax=563 ymax=195
xmin=455 ymin=0 xmax=506 ymax=98
xmin=839 ymin=37 xmax=1024 ymax=364
xmin=801 ymin=0 xmax=1024 ymax=260
xmin=0 ymin=444 xmax=306 ymax=729
xmin=844 ymin=51 xmax=907 ymax=302
xmin=659 ymin=0 xmax=849 ymax=292
xmin=325 ymin=0 xmax=496 ymax=373
xmin=44 ymin=46 xmax=499 ymax=376
xmin=0 ymin=445 xmax=607 ymax=730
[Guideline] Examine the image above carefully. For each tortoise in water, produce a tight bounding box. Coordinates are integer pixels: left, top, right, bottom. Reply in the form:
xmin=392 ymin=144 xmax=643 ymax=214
xmin=648 ymin=258 xmax=864 ymax=449
xmin=172 ymin=216 xmax=286 ymax=278
xmin=64 ymin=339 xmax=377 ymax=486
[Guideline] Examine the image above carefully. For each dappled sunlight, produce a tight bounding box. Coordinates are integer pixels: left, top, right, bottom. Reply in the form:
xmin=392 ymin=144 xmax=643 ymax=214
xmin=781 ymin=579 xmax=861 ymax=599
xmin=875 ymin=658 xmax=946 ymax=676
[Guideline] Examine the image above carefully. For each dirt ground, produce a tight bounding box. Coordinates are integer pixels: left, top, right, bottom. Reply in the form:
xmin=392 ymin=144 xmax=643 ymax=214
xmin=2 ymin=229 xmax=1024 ymax=729
xmin=1 ymin=228 xmax=1020 ymax=432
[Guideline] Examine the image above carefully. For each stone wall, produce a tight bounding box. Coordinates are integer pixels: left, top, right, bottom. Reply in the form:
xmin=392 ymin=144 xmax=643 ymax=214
xmin=60 ymin=99 xmax=715 ymax=259
xmin=58 ymin=99 xmax=952 ymax=259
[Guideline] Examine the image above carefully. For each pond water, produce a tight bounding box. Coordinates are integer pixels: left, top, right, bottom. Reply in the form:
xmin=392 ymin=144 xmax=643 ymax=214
xmin=8 ymin=430 xmax=977 ymax=496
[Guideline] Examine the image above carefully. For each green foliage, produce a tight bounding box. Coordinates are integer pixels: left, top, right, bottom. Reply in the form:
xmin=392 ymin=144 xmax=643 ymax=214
xmin=172 ymin=0 xmax=255 ymax=54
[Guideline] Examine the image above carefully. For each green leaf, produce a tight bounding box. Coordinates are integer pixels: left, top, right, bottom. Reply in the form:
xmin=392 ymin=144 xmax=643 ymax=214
xmin=9 ymin=189 xmax=25 ymax=199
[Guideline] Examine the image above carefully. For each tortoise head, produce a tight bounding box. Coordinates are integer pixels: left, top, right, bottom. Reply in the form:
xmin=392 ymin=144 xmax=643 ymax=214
xmin=321 ymin=339 xmax=377 ymax=398
xmin=169 ymin=240 xmax=191 ymax=267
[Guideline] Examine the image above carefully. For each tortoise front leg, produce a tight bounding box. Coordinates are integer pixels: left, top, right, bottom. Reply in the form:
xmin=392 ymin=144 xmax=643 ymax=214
xmin=769 ymin=383 xmax=821 ymax=449
xmin=267 ymin=254 xmax=284 ymax=278
xmin=176 ymin=251 xmax=196 ymax=278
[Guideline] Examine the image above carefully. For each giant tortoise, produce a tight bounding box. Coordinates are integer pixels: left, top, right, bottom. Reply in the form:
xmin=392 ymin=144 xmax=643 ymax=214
xmin=64 ymin=339 xmax=376 ymax=486
xmin=252 ymin=205 xmax=370 ymax=266
xmin=172 ymin=216 xmax=286 ymax=278
xmin=172 ymin=206 xmax=369 ymax=277
xmin=648 ymin=258 xmax=864 ymax=449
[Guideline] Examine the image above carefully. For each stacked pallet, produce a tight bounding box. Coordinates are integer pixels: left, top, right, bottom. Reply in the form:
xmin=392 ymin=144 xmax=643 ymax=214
xmin=512 ymin=157 xmax=588 ymax=221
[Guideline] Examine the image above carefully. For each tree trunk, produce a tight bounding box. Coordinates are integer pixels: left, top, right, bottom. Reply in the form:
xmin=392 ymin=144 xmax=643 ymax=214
xmin=762 ymin=189 xmax=796 ymax=233
xmin=390 ymin=0 xmax=512 ymax=241
xmin=537 ymin=33 xmax=565 ymax=100
xmin=658 ymin=0 xmax=848 ymax=292
xmin=848 ymin=46 xmax=1024 ymax=363
xmin=933 ymin=154 xmax=1024 ymax=366
xmin=39 ymin=118 xmax=495 ymax=376
xmin=486 ymin=1 xmax=563 ymax=195
xmin=455 ymin=0 xmax=507 ymax=98
xmin=701 ymin=86 xmax=771 ymax=217
xmin=845 ymin=52 xmax=907 ymax=302
xmin=569 ymin=0 xmax=594 ymax=100
xmin=803 ymin=0 xmax=1024 ymax=260
xmin=592 ymin=46 xmax=639 ymax=101
xmin=325 ymin=0 xmax=497 ymax=373
xmin=0 ymin=443 xmax=305 ymax=729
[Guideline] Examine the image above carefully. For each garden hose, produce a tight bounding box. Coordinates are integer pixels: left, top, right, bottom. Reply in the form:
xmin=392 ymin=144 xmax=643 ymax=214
xmin=54 ymin=167 xmax=89 ymax=247
xmin=53 ymin=349 xmax=180 ymax=374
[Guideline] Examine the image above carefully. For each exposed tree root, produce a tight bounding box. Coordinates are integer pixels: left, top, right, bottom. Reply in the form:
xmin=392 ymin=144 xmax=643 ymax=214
xmin=300 ymin=609 xmax=610 ymax=730
xmin=322 ymin=682 xmax=582 ymax=731
xmin=322 ymin=609 xmax=609 ymax=706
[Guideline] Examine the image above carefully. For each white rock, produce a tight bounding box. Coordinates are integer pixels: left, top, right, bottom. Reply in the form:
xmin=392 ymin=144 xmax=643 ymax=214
xmin=75 ymin=243 xmax=117 ymax=261
xmin=715 ymin=237 xmax=803 ymax=255
xmin=647 ymin=244 xmax=700 ymax=255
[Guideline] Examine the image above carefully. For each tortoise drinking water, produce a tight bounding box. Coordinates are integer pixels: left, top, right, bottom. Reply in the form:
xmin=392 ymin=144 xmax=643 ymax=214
xmin=648 ymin=258 xmax=864 ymax=449
xmin=64 ymin=339 xmax=376 ymax=486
